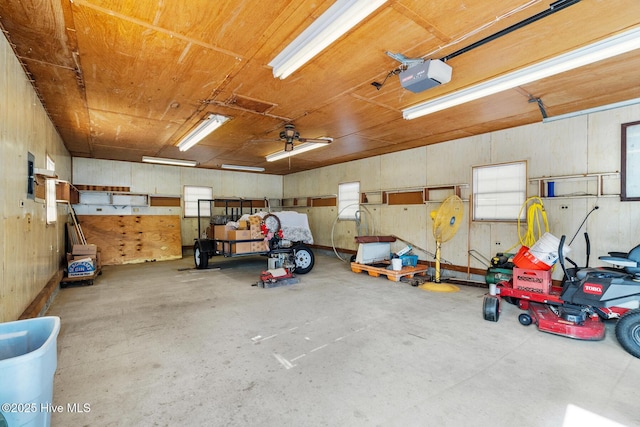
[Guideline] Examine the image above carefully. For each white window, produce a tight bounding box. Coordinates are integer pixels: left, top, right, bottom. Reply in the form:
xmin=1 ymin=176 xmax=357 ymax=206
xmin=184 ymin=186 xmax=212 ymax=217
xmin=338 ymin=181 xmax=360 ymax=220
xmin=472 ymin=161 xmax=526 ymax=221
xmin=46 ymin=155 xmax=57 ymax=224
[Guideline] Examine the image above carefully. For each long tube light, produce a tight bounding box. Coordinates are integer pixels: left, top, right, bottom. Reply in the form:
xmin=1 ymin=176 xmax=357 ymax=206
xmin=403 ymin=26 xmax=640 ymax=120
xmin=177 ymin=113 xmax=230 ymax=151
xmin=266 ymin=142 xmax=328 ymax=162
xmin=269 ymin=0 xmax=387 ymax=79
xmin=543 ymin=97 xmax=640 ymax=123
xmin=221 ymin=164 xmax=265 ymax=172
xmin=142 ymin=156 xmax=197 ymax=167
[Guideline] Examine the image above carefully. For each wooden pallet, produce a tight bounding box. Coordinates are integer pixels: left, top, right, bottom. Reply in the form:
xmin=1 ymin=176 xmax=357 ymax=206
xmin=60 ymin=266 xmax=101 ymax=288
xmin=350 ymin=262 xmax=429 ymax=282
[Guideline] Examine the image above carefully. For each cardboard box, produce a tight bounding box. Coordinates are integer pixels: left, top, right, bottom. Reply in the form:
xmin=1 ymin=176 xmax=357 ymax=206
xmin=222 ymin=242 xmax=252 ymax=254
xmin=512 ymin=267 xmax=552 ymax=294
xmin=72 ymin=244 xmax=97 ymax=256
xmin=251 ymin=241 xmax=267 ymax=253
xmin=214 ymin=225 xmax=229 ymax=240
xmin=250 ymin=224 xmax=263 ymax=239
xmin=227 ymin=230 xmax=252 ymax=253
xmin=228 ymin=230 xmax=251 ymax=240
xmin=67 ymin=254 xmax=95 ymax=277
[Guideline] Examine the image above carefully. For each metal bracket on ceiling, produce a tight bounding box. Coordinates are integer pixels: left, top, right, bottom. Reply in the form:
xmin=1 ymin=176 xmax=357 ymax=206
xmin=386 ymin=51 xmax=424 ymax=68
xmin=528 ymin=95 xmax=548 ymax=119
xmin=371 ymin=51 xmax=424 ymax=90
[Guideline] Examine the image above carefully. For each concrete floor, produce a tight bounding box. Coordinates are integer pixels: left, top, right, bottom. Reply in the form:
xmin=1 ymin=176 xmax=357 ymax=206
xmin=46 ymin=251 xmax=639 ymax=427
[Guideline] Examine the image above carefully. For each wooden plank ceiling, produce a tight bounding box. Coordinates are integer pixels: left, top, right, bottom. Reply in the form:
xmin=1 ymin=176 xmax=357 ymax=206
xmin=1 ymin=0 xmax=639 ymax=175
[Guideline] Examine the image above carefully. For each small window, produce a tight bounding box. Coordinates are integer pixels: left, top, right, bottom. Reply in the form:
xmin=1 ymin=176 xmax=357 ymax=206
xmin=472 ymin=161 xmax=526 ymax=221
xmin=338 ymin=182 xmax=360 ymax=220
xmin=184 ymin=186 xmax=212 ymax=217
xmin=46 ymin=155 xmax=56 ymax=224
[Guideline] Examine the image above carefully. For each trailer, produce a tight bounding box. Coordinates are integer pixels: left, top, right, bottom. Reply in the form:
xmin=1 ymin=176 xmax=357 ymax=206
xmin=192 ymin=198 xmax=315 ymax=274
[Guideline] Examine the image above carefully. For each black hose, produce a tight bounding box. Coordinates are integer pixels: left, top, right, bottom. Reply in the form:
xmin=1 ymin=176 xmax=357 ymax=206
xmin=568 ymin=206 xmax=599 ymax=246
xmin=585 ymin=232 xmax=591 ymax=267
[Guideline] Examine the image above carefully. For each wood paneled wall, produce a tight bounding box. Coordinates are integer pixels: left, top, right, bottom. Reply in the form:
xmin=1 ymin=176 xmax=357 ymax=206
xmin=72 ymin=158 xmax=284 ymax=246
xmin=78 ymin=215 xmax=182 ymax=265
xmin=0 ymin=33 xmax=72 ymax=322
xmin=284 ymin=104 xmax=640 ymax=282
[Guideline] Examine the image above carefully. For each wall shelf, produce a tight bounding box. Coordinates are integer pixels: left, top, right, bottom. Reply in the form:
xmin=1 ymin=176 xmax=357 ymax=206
xmin=77 ymin=191 xmax=149 ymax=207
xmin=361 ymin=184 xmax=468 ymax=205
xmin=360 ymin=190 xmax=385 ymax=205
xmin=281 ymin=195 xmax=337 ymax=208
xmin=56 ymin=181 xmax=79 ymax=204
xmin=284 ymin=185 xmax=468 ymax=209
xmin=529 ymin=172 xmax=619 ymax=198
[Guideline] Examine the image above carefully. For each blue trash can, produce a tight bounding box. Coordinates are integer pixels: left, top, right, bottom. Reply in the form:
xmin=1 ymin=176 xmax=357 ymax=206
xmin=0 ymin=316 xmax=61 ymax=427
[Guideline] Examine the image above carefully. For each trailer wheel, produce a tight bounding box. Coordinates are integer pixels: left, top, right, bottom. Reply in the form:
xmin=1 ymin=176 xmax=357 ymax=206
xmin=519 ymin=313 xmax=532 ymax=326
xmin=615 ymin=309 xmax=640 ymax=359
xmin=194 ymin=241 xmax=209 ymax=269
xmin=483 ymin=295 xmax=500 ymax=322
xmin=293 ymin=244 xmax=314 ymax=274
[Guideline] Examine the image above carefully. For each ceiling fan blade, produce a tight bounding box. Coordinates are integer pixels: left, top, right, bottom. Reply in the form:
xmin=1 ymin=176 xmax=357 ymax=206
xmin=298 ymin=137 xmax=333 ymax=144
xmin=249 ymin=138 xmax=280 ymax=143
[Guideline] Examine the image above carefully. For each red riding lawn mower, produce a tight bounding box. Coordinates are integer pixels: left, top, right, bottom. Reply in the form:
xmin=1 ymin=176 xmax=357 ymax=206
xmin=483 ymin=235 xmax=640 ymax=359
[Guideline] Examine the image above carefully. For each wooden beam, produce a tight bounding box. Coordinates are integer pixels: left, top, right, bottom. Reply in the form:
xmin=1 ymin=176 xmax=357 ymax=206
xmin=19 ymin=270 xmax=63 ymax=320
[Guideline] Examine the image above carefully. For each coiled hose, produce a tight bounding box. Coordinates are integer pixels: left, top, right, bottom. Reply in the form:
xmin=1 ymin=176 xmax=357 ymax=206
xmin=330 ymin=203 xmax=375 ymax=262
xmin=517 ymin=196 xmax=549 ymax=248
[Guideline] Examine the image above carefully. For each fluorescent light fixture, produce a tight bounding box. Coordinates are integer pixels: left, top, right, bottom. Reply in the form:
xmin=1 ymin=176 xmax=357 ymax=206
xmin=403 ymin=26 xmax=640 ymax=120
xmin=543 ymin=97 xmax=640 ymax=123
xmin=266 ymin=142 xmax=328 ymax=162
xmin=221 ymin=164 xmax=265 ymax=172
xmin=269 ymin=0 xmax=387 ymax=79
xmin=142 ymin=156 xmax=197 ymax=167
xmin=177 ymin=113 xmax=230 ymax=151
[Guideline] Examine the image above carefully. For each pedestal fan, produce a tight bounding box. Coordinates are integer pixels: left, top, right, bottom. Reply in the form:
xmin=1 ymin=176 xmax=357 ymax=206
xmin=419 ymin=195 xmax=464 ymax=293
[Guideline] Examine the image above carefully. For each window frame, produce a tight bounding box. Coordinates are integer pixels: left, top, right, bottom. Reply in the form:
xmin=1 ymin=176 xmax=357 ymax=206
xmin=621 ymin=120 xmax=640 ymax=201
xmin=183 ymin=185 xmax=213 ymax=218
xmin=472 ymin=161 xmax=527 ymax=222
xmin=45 ymin=155 xmax=57 ymax=224
xmin=338 ymin=181 xmax=360 ymax=220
